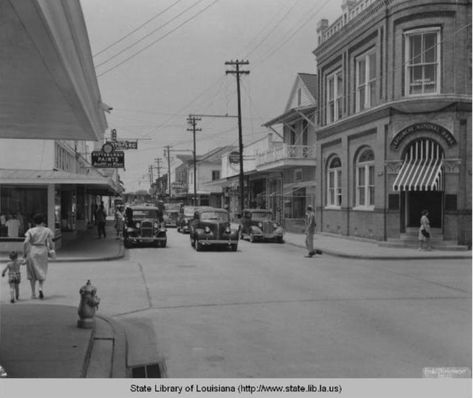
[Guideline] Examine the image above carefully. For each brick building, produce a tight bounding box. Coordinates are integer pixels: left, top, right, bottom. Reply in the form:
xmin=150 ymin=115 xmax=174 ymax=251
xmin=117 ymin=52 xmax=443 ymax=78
xmin=313 ymin=0 xmax=471 ymax=246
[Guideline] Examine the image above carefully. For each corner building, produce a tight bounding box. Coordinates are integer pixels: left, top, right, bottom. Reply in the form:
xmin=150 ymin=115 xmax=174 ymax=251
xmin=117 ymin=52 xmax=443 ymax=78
xmin=313 ymin=0 xmax=471 ymax=246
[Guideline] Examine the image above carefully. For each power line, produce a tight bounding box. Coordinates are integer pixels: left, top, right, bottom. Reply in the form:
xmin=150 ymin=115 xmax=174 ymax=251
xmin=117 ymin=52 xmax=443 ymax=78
xmin=97 ymin=0 xmax=220 ymax=77
xmin=93 ymin=0 xmax=183 ymax=57
xmin=95 ymin=0 xmax=207 ymax=68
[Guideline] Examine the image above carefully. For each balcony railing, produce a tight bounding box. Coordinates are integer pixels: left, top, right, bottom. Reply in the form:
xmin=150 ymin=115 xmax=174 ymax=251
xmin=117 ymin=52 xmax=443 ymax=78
xmin=256 ymin=144 xmax=316 ymax=167
xmin=320 ymin=0 xmax=386 ymax=44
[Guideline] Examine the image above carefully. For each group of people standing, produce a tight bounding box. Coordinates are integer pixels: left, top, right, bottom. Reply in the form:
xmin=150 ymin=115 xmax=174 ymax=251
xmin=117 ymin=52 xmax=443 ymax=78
xmin=2 ymin=213 xmax=54 ymax=303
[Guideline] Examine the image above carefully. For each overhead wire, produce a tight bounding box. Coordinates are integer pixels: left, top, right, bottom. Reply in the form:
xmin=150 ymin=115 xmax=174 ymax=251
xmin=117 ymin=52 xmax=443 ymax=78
xmin=97 ymin=0 xmax=221 ymax=77
xmin=93 ymin=0 xmax=183 ymax=58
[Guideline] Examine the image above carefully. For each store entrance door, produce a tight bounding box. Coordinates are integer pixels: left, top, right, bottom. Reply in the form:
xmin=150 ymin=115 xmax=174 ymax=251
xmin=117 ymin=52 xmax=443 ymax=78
xmin=407 ymin=191 xmax=442 ymax=228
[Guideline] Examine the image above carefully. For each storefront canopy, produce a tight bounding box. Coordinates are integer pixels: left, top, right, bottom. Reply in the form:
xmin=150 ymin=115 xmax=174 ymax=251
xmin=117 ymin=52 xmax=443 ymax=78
xmin=0 ymin=0 xmax=107 ymax=141
xmin=393 ymin=158 xmax=444 ymax=192
xmin=0 ymin=169 xmax=121 ymax=196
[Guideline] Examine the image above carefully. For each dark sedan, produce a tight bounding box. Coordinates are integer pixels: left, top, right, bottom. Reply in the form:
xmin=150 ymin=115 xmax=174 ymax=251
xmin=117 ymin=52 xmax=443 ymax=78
xmin=189 ymin=208 xmax=239 ymax=251
xmin=123 ymin=205 xmax=167 ymax=248
xmin=239 ymin=209 xmax=284 ymax=243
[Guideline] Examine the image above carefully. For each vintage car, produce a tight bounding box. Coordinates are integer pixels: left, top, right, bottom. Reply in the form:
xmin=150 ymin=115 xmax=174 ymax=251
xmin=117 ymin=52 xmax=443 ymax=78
xmin=163 ymin=203 xmax=180 ymax=228
xmin=123 ymin=205 xmax=167 ymax=248
xmin=189 ymin=208 xmax=239 ymax=251
xmin=239 ymin=209 xmax=284 ymax=243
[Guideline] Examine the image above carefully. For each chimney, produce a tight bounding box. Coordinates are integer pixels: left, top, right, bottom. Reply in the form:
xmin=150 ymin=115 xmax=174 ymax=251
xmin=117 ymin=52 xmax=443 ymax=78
xmin=316 ymin=19 xmax=329 ymax=45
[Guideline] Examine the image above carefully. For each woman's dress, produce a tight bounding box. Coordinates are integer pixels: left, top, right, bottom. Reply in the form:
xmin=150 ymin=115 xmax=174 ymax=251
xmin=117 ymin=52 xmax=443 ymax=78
xmin=24 ymin=226 xmax=53 ymax=281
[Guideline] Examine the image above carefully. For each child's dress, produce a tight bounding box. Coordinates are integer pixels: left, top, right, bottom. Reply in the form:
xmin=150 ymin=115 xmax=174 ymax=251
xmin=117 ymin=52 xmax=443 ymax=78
xmin=6 ymin=259 xmax=22 ymax=283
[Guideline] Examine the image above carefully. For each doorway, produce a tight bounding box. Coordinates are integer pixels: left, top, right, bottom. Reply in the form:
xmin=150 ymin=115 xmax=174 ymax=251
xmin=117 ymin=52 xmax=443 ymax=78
xmin=406 ymin=191 xmax=442 ymax=228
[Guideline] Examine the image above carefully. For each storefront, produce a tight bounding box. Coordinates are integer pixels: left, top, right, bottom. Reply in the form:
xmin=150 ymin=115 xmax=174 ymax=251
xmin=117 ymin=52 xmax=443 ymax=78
xmin=0 ymin=169 xmax=120 ymax=251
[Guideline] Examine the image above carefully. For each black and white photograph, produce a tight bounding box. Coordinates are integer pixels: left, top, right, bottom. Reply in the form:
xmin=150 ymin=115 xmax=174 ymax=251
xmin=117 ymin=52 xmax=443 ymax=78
xmin=0 ymin=0 xmax=471 ymax=397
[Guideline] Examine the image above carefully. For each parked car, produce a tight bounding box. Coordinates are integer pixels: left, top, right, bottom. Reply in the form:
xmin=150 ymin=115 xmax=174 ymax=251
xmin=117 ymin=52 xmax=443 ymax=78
xmin=163 ymin=203 xmax=180 ymax=228
xmin=123 ymin=205 xmax=167 ymax=248
xmin=239 ymin=209 xmax=284 ymax=243
xmin=189 ymin=208 xmax=239 ymax=251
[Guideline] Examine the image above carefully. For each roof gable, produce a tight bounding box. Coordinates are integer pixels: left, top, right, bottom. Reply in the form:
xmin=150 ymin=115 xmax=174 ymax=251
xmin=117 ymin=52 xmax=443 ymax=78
xmin=285 ymin=73 xmax=317 ymax=112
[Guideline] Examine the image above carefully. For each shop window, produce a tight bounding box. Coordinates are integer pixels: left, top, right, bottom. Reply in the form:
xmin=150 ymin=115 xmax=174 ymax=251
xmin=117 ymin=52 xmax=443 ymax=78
xmin=0 ymin=186 xmax=47 ymax=238
xmin=355 ymin=50 xmax=377 ymax=112
xmin=326 ymin=69 xmax=343 ymax=124
xmin=404 ymin=28 xmax=441 ymax=95
xmin=355 ymin=148 xmax=375 ymax=209
xmin=326 ymin=156 xmax=342 ymax=207
xmin=294 ymin=169 xmax=303 ymax=182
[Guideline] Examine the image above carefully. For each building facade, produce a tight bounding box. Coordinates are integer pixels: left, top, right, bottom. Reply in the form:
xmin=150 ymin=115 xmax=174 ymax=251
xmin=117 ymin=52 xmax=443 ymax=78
xmin=261 ymin=73 xmax=318 ymax=231
xmin=313 ymin=0 xmax=471 ymax=246
xmin=0 ymin=0 xmax=114 ymax=251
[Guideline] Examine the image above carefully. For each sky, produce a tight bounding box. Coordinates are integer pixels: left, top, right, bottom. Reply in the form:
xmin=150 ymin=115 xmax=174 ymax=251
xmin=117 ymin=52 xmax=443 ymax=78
xmin=81 ymin=0 xmax=343 ymax=192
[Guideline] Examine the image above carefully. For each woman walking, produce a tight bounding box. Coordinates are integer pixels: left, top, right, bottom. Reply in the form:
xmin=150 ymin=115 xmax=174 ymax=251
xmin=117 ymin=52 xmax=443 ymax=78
xmin=23 ymin=213 xmax=55 ymax=299
xmin=418 ymin=209 xmax=431 ymax=251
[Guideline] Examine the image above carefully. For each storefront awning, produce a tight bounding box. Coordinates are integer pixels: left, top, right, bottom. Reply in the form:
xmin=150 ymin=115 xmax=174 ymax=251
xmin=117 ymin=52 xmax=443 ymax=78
xmin=393 ymin=158 xmax=443 ymax=191
xmin=0 ymin=169 xmax=121 ymax=196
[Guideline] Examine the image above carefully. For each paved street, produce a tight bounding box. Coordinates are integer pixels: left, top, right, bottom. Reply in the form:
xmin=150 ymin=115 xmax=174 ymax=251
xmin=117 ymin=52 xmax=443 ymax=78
xmin=2 ymin=229 xmax=470 ymax=378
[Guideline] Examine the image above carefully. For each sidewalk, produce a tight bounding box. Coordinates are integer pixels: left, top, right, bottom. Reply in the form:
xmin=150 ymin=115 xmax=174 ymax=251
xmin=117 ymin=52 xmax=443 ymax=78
xmin=0 ymin=221 xmax=124 ymax=263
xmin=283 ymin=231 xmax=472 ymax=260
xmin=0 ymin=304 xmax=127 ymax=378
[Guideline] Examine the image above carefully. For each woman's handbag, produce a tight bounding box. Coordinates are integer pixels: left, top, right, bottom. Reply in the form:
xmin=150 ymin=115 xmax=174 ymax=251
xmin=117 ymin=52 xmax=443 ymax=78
xmin=421 ymin=229 xmax=430 ymax=238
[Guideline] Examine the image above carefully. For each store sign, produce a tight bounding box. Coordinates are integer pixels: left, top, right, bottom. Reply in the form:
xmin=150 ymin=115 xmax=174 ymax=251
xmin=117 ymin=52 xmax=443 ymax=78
xmin=229 ymin=151 xmax=240 ymax=164
xmin=111 ymin=140 xmax=138 ymax=150
xmin=391 ymin=123 xmax=456 ymax=150
xmin=91 ymin=151 xmax=125 ymax=168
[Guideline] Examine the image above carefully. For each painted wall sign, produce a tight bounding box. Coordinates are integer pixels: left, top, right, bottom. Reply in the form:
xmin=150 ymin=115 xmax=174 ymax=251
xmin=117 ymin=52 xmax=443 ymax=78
xmin=391 ymin=122 xmax=456 ymax=150
xmin=91 ymin=151 xmax=125 ymax=168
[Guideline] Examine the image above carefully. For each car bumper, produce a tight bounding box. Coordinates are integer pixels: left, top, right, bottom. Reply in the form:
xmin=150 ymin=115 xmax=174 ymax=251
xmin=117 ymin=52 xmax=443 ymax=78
xmin=197 ymin=239 xmax=238 ymax=245
xmin=127 ymin=236 xmax=166 ymax=243
xmin=253 ymin=232 xmax=284 ymax=240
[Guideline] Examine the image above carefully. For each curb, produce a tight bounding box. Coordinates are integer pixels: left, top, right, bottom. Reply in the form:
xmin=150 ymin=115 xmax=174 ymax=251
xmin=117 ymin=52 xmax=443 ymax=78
xmin=284 ymin=241 xmax=472 ymax=261
xmin=54 ymin=243 xmax=126 ymax=263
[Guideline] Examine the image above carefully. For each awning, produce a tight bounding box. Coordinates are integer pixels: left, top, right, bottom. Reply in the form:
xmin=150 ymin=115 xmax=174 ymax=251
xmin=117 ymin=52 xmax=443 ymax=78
xmin=393 ymin=158 xmax=443 ymax=191
xmin=0 ymin=169 xmax=121 ymax=195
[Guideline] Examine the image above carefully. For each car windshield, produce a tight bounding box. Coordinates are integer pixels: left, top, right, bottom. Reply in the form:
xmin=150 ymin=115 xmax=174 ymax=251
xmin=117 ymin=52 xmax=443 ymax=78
xmin=251 ymin=212 xmax=273 ymax=220
xmin=200 ymin=211 xmax=229 ymax=222
xmin=132 ymin=209 xmax=158 ymax=219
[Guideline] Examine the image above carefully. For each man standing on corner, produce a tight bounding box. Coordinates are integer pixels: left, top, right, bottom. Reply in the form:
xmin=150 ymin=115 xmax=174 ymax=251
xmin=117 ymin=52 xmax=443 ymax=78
xmin=304 ymin=205 xmax=317 ymax=258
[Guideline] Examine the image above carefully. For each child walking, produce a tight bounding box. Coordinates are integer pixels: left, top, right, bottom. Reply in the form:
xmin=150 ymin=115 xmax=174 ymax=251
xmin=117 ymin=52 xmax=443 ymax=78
xmin=2 ymin=251 xmax=26 ymax=303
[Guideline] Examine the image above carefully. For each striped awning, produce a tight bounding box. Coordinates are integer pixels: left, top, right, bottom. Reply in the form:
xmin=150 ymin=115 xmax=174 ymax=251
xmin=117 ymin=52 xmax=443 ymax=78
xmin=393 ymin=158 xmax=443 ymax=191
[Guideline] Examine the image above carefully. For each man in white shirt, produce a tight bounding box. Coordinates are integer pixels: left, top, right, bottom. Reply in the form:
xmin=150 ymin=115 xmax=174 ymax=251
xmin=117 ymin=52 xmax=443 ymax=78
xmin=6 ymin=214 xmax=20 ymax=238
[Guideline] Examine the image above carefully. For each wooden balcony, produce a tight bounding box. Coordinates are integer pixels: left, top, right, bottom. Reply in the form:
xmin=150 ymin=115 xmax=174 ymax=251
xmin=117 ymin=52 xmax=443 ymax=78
xmin=256 ymin=144 xmax=316 ymax=171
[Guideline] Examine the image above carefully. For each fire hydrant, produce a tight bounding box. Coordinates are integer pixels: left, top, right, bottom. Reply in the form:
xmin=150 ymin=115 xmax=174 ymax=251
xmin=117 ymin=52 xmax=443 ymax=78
xmin=77 ymin=280 xmax=100 ymax=329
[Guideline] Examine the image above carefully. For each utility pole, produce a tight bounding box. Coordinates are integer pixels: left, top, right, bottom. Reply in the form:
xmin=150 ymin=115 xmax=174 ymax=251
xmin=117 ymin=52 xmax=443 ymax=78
xmin=225 ymin=59 xmax=249 ymax=214
xmin=164 ymin=146 xmax=172 ymax=198
xmin=155 ymin=158 xmax=163 ymax=197
xmin=187 ymin=115 xmax=201 ymax=206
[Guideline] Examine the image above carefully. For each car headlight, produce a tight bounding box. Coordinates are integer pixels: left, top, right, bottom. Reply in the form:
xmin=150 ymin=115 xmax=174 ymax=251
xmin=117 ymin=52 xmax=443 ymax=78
xmin=154 ymin=222 xmax=159 ymax=228
xmin=135 ymin=222 xmax=141 ymax=228
xmin=258 ymin=222 xmax=263 ymax=228
xmin=225 ymin=226 xmax=231 ymax=233
xmin=184 ymin=219 xmax=188 ymax=225
xmin=273 ymin=223 xmax=279 ymax=228
xmin=204 ymin=226 xmax=211 ymax=233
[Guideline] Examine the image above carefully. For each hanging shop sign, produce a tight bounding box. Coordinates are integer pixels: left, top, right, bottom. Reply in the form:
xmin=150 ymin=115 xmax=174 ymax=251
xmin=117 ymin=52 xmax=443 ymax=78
xmin=111 ymin=140 xmax=138 ymax=150
xmin=91 ymin=149 xmax=125 ymax=168
xmin=229 ymin=151 xmax=240 ymax=164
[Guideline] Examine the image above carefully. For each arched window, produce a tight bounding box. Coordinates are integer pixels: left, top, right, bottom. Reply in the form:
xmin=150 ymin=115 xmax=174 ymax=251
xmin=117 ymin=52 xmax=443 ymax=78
xmin=355 ymin=148 xmax=375 ymax=208
xmin=327 ymin=156 xmax=342 ymax=207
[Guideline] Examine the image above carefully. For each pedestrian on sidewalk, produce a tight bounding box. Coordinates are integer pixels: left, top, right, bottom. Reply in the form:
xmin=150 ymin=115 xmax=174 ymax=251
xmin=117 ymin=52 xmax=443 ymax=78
xmin=304 ymin=205 xmax=317 ymax=258
xmin=95 ymin=204 xmax=107 ymax=239
xmin=23 ymin=213 xmax=55 ymax=299
xmin=2 ymin=251 xmax=26 ymax=303
xmin=114 ymin=206 xmax=124 ymax=239
xmin=418 ymin=209 xmax=432 ymax=251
